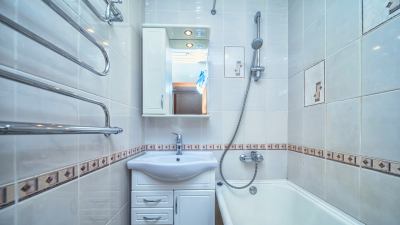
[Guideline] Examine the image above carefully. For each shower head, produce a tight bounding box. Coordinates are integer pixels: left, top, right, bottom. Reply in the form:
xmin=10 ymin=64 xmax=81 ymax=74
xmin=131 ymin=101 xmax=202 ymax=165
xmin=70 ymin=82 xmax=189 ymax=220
xmin=251 ymin=38 xmax=263 ymax=50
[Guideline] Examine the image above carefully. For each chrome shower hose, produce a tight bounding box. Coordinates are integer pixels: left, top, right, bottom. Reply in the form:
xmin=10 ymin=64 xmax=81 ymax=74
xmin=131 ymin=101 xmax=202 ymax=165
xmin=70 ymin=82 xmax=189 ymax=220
xmin=219 ymin=51 xmax=259 ymax=189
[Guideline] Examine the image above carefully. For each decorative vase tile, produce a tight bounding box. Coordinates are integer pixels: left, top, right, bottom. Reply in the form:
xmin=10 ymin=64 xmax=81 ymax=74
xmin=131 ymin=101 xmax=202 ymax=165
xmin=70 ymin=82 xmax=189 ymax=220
xmin=304 ymin=60 xmax=325 ymax=107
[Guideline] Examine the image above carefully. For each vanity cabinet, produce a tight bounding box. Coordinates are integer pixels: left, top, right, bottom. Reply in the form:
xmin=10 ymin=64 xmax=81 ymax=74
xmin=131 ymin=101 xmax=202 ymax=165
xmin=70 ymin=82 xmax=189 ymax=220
xmin=130 ymin=170 xmax=215 ymax=225
xmin=174 ymin=190 xmax=215 ymax=225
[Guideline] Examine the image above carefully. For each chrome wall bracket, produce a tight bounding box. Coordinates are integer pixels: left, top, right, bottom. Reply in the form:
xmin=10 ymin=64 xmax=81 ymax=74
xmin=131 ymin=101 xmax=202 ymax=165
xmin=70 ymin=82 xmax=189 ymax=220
xmin=82 ymin=0 xmax=124 ymax=25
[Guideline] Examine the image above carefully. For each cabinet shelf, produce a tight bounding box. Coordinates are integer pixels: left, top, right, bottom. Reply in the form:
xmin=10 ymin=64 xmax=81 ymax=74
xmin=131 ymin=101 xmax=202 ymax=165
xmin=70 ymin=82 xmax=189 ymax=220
xmin=142 ymin=114 xmax=210 ymax=118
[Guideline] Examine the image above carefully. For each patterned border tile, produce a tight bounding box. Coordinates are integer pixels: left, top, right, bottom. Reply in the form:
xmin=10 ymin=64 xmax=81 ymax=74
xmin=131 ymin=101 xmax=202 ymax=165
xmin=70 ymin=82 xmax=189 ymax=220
xmin=289 ymin=143 xmax=400 ymax=178
xmin=146 ymin=143 xmax=287 ymax=151
xmin=0 ymin=145 xmax=145 ymax=209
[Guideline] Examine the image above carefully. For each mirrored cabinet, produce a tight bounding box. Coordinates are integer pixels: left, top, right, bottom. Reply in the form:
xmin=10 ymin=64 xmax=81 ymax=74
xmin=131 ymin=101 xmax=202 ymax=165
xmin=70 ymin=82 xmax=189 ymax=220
xmin=142 ymin=24 xmax=210 ymax=118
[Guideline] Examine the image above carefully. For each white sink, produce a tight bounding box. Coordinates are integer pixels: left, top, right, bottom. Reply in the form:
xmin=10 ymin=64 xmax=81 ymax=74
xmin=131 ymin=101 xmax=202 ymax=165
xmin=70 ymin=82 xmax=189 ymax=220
xmin=127 ymin=151 xmax=218 ymax=181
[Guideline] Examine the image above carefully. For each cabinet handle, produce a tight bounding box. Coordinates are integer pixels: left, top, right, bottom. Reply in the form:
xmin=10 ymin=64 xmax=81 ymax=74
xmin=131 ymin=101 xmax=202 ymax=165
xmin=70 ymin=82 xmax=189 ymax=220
xmin=143 ymin=198 xmax=162 ymax=202
xmin=143 ymin=216 xmax=161 ymax=220
xmin=161 ymin=95 xmax=163 ymax=109
xmin=175 ymin=197 xmax=178 ymax=214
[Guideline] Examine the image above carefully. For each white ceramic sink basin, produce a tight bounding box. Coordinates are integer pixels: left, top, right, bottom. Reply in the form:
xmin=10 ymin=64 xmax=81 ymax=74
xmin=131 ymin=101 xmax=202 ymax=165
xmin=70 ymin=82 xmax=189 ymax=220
xmin=127 ymin=151 xmax=217 ymax=181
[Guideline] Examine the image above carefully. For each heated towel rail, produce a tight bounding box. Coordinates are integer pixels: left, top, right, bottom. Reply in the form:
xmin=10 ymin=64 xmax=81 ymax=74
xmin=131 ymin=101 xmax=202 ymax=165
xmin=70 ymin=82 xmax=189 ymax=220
xmin=0 ymin=69 xmax=123 ymax=136
xmin=0 ymin=0 xmax=110 ymax=76
xmin=82 ymin=0 xmax=124 ymax=24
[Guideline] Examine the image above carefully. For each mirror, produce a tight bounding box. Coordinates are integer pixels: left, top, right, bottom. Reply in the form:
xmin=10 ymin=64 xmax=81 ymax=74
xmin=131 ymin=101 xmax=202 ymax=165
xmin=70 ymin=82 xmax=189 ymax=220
xmin=142 ymin=24 xmax=210 ymax=117
xmin=172 ymin=48 xmax=208 ymax=115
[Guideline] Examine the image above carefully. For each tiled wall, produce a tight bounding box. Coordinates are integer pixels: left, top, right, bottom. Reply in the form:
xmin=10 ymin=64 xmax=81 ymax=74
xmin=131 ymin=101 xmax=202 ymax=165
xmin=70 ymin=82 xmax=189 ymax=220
xmin=144 ymin=0 xmax=289 ymax=180
xmin=288 ymin=0 xmax=400 ymax=224
xmin=0 ymin=0 xmax=144 ymax=224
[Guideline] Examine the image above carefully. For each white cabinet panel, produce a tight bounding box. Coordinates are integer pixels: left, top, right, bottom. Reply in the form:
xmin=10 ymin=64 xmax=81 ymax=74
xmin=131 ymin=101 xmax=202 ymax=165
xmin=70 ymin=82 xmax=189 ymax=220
xmin=174 ymin=190 xmax=215 ymax=225
xmin=131 ymin=208 xmax=173 ymax=224
xmin=131 ymin=170 xmax=215 ymax=190
xmin=143 ymin=28 xmax=170 ymax=114
xmin=131 ymin=191 xmax=174 ymax=208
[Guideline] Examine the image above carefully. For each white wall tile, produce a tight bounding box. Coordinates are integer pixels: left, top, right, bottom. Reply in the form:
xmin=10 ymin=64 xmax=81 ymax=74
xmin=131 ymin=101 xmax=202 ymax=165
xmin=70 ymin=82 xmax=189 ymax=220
xmin=245 ymin=79 xmax=267 ymax=111
xmin=223 ymin=13 xmax=246 ymax=46
xmin=326 ymin=160 xmax=360 ymax=220
xmin=79 ymin=92 xmax=110 ymax=162
xmin=201 ymin=112 xmax=223 ymax=144
xmin=110 ymin=158 xmax=130 ymax=216
xmin=362 ymin=90 xmax=400 ymax=162
xmin=224 ymin=0 xmax=246 ymax=13
xmin=157 ymin=0 xmax=179 ymax=11
xmin=179 ymin=11 xmax=202 ymax=24
xmin=129 ymin=108 xmax=142 ymax=148
xmin=266 ymin=46 xmax=288 ymax=79
xmin=288 ymin=0 xmax=303 ymax=44
xmin=327 ymin=98 xmax=360 ymax=155
xmin=247 ymin=0 xmax=267 ymax=14
xmin=144 ymin=117 xmax=157 ymax=144
xmin=208 ymin=79 xmax=224 ymax=111
xmin=145 ymin=0 xmax=157 ymax=11
xmin=208 ymin=45 xmax=224 ymax=78
xmin=326 ymin=40 xmax=360 ymax=103
xmin=288 ymin=34 xmax=303 ymax=78
xmin=265 ymin=150 xmax=288 ymax=179
xmin=288 ymin=151 xmax=303 ymax=186
xmin=78 ymin=20 xmax=110 ymax=98
xmin=109 ymin=101 xmax=129 ymax=154
xmin=17 ymin=0 xmax=80 ymax=88
xmin=128 ymin=66 xmax=142 ymax=109
xmin=156 ymin=11 xmax=179 ymax=24
xmin=18 ymin=180 xmax=78 ymax=224
xmin=326 ymin=0 xmax=360 ymax=56
xmin=223 ymin=78 xmax=245 ymax=111
xmin=266 ymin=79 xmax=288 ymax=111
xmin=303 ymin=15 xmax=325 ymax=68
xmin=180 ymin=0 xmax=202 ymax=12
xmin=288 ymin=0 xmax=300 ymax=12
xmin=15 ymin=83 xmax=79 ymax=180
xmin=326 ymin=0 xmax=338 ymax=9
xmin=245 ymin=112 xmax=267 ymax=144
xmin=180 ymin=118 xmax=202 ymax=144
xmin=0 ymin=205 xmax=15 ymax=225
xmin=361 ymin=16 xmax=400 ymax=95
xmin=288 ymin=71 xmax=304 ymax=111
xmin=360 ymin=169 xmax=400 ymax=225
xmin=266 ymin=0 xmax=288 ymax=15
xmin=303 ymin=104 xmax=325 ymax=149
xmin=109 ymin=48 xmax=129 ymax=105
xmin=288 ymin=109 xmax=303 ymax=145
xmin=303 ymin=154 xmax=325 ymax=200
xmin=79 ymin=0 xmax=110 ymax=42
xmin=157 ymin=117 xmax=181 ymax=145
xmin=109 ymin=202 xmax=130 ymax=225
xmin=223 ymin=111 xmax=245 ymax=144
xmin=303 ymin=0 xmax=325 ymax=30
xmin=79 ymin=167 xmax=110 ymax=225
xmin=266 ymin=14 xmax=288 ymax=47
xmin=266 ymin=111 xmax=288 ymax=143
xmin=0 ymin=0 xmax=15 ymax=68
xmin=201 ymin=12 xmax=224 ymax=46
xmin=129 ymin=0 xmax=142 ymax=34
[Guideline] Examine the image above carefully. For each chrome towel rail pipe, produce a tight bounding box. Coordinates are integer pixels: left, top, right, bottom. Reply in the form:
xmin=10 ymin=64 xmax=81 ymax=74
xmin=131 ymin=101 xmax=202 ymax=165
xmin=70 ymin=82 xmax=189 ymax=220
xmin=0 ymin=69 xmax=122 ymax=136
xmin=0 ymin=122 xmax=122 ymax=135
xmin=0 ymin=0 xmax=110 ymax=76
xmin=82 ymin=0 xmax=124 ymax=25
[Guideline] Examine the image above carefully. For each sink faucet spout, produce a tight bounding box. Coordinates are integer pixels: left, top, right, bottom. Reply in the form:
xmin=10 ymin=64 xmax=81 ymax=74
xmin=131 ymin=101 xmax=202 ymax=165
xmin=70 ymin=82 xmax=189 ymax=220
xmin=172 ymin=133 xmax=183 ymax=155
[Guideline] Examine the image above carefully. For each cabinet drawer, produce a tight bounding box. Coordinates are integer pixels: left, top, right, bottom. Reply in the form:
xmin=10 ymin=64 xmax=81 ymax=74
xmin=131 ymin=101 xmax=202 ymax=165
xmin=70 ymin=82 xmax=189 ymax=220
xmin=131 ymin=191 xmax=173 ymax=208
xmin=131 ymin=208 xmax=173 ymax=225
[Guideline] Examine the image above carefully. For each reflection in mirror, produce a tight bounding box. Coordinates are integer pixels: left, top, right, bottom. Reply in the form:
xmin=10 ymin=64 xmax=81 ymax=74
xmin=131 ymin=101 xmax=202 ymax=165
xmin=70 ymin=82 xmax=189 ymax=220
xmin=171 ymin=48 xmax=208 ymax=115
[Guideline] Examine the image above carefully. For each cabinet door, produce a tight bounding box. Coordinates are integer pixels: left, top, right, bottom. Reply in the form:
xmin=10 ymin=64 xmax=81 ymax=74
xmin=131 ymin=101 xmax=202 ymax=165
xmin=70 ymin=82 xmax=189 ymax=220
xmin=143 ymin=28 xmax=168 ymax=114
xmin=174 ymin=190 xmax=215 ymax=225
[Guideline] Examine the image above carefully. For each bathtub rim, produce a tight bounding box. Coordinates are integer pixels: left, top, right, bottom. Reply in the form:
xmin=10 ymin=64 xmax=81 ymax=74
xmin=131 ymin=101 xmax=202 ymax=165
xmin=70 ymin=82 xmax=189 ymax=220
xmin=215 ymin=179 xmax=364 ymax=225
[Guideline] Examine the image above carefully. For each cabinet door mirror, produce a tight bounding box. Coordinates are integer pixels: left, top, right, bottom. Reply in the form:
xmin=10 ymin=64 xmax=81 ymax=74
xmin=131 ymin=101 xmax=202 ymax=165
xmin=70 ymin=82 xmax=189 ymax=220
xmin=142 ymin=24 xmax=210 ymax=117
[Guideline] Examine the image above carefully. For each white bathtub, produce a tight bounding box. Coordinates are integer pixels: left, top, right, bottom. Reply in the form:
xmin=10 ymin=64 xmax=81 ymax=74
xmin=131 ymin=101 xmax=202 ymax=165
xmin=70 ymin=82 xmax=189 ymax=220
xmin=216 ymin=180 xmax=363 ymax=225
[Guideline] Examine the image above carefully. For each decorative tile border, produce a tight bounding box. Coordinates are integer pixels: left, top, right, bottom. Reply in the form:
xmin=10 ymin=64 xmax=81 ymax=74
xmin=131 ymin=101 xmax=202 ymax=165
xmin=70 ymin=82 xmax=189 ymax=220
xmin=146 ymin=143 xmax=288 ymax=151
xmin=0 ymin=145 xmax=146 ymax=210
xmin=288 ymin=144 xmax=400 ymax=178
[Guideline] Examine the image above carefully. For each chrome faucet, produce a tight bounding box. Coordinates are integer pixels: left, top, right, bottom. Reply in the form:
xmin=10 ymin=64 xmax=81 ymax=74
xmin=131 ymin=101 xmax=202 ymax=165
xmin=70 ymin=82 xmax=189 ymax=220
xmin=172 ymin=133 xmax=183 ymax=155
xmin=239 ymin=151 xmax=264 ymax=163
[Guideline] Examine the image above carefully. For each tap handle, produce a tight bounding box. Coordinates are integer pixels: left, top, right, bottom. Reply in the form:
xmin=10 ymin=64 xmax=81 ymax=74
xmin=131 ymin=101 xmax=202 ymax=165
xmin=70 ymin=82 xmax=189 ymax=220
xmin=171 ymin=133 xmax=182 ymax=140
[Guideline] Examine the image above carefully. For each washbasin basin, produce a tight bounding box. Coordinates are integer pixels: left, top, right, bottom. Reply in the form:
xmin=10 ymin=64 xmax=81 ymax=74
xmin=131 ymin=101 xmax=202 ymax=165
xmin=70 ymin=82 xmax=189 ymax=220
xmin=127 ymin=151 xmax=218 ymax=181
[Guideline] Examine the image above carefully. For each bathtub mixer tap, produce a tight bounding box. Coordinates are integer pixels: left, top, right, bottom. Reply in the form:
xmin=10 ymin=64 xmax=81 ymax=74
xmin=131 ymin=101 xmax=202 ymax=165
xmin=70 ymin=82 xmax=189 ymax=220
xmin=239 ymin=151 xmax=264 ymax=163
